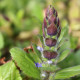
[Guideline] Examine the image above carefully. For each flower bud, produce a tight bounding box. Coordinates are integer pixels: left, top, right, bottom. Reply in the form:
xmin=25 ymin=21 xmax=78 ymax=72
xmin=45 ymin=38 xmax=57 ymax=47
xmin=47 ymin=23 xmax=57 ymax=36
xmin=48 ymin=16 xmax=56 ymax=25
xmin=42 ymin=24 xmax=45 ymax=38
xmin=43 ymin=50 xmax=58 ymax=60
xmin=43 ymin=18 xmax=47 ymax=28
xmin=45 ymin=6 xmax=56 ymax=18
xmin=49 ymin=8 xmax=53 ymax=16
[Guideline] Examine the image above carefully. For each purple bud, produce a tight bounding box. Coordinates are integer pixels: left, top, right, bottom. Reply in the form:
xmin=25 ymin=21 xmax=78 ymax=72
xmin=47 ymin=23 xmax=57 ymax=36
xmin=45 ymin=38 xmax=57 ymax=47
xmin=42 ymin=24 xmax=45 ymax=38
xmin=48 ymin=16 xmax=56 ymax=25
xmin=43 ymin=50 xmax=58 ymax=60
xmin=42 ymin=5 xmax=61 ymax=38
xmin=45 ymin=5 xmax=54 ymax=17
xmin=43 ymin=18 xmax=47 ymax=28
xmin=49 ymin=8 xmax=53 ymax=16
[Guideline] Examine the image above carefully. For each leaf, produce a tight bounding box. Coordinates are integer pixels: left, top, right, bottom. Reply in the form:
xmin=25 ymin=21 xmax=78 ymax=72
xmin=10 ymin=47 xmax=40 ymax=79
xmin=32 ymin=44 xmax=41 ymax=59
xmin=70 ymin=35 xmax=78 ymax=49
xmin=58 ymin=50 xmax=80 ymax=68
xmin=0 ymin=32 xmax=4 ymax=49
xmin=58 ymin=25 xmax=69 ymax=42
xmin=39 ymin=65 xmax=59 ymax=72
xmin=58 ymin=49 xmax=70 ymax=62
xmin=58 ymin=39 xmax=71 ymax=60
xmin=58 ymin=38 xmax=70 ymax=53
xmin=38 ymin=35 xmax=43 ymax=44
xmin=29 ymin=53 xmax=42 ymax=63
xmin=55 ymin=65 xmax=80 ymax=79
xmin=57 ymin=26 xmax=71 ymax=62
xmin=0 ymin=61 xmax=22 ymax=80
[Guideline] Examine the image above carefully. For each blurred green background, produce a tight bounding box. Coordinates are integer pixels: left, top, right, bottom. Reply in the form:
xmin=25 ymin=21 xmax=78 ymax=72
xmin=0 ymin=0 xmax=80 ymax=79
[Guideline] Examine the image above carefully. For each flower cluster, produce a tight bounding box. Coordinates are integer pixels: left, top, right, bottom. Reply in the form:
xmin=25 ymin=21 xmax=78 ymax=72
xmin=42 ymin=5 xmax=61 ymax=60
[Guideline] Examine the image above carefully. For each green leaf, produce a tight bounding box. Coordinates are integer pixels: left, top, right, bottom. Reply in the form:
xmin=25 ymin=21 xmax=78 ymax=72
xmin=57 ymin=25 xmax=71 ymax=62
xmin=38 ymin=35 xmax=43 ymax=44
xmin=0 ymin=32 xmax=4 ymax=49
xmin=58 ymin=50 xmax=80 ymax=68
xmin=58 ymin=36 xmax=71 ymax=62
xmin=39 ymin=65 xmax=59 ymax=72
xmin=58 ymin=25 xmax=69 ymax=42
xmin=0 ymin=61 xmax=22 ymax=80
xmin=58 ymin=49 xmax=70 ymax=62
xmin=55 ymin=65 xmax=80 ymax=79
xmin=70 ymin=35 xmax=78 ymax=49
xmin=58 ymin=39 xmax=70 ymax=53
xmin=29 ymin=53 xmax=42 ymax=63
xmin=32 ymin=44 xmax=41 ymax=59
xmin=10 ymin=47 xmax=40 ymax=79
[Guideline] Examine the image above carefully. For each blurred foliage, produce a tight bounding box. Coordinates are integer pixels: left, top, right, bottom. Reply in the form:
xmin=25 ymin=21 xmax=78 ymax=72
xmin=0 ymin=32 xmax=4 ymax=49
